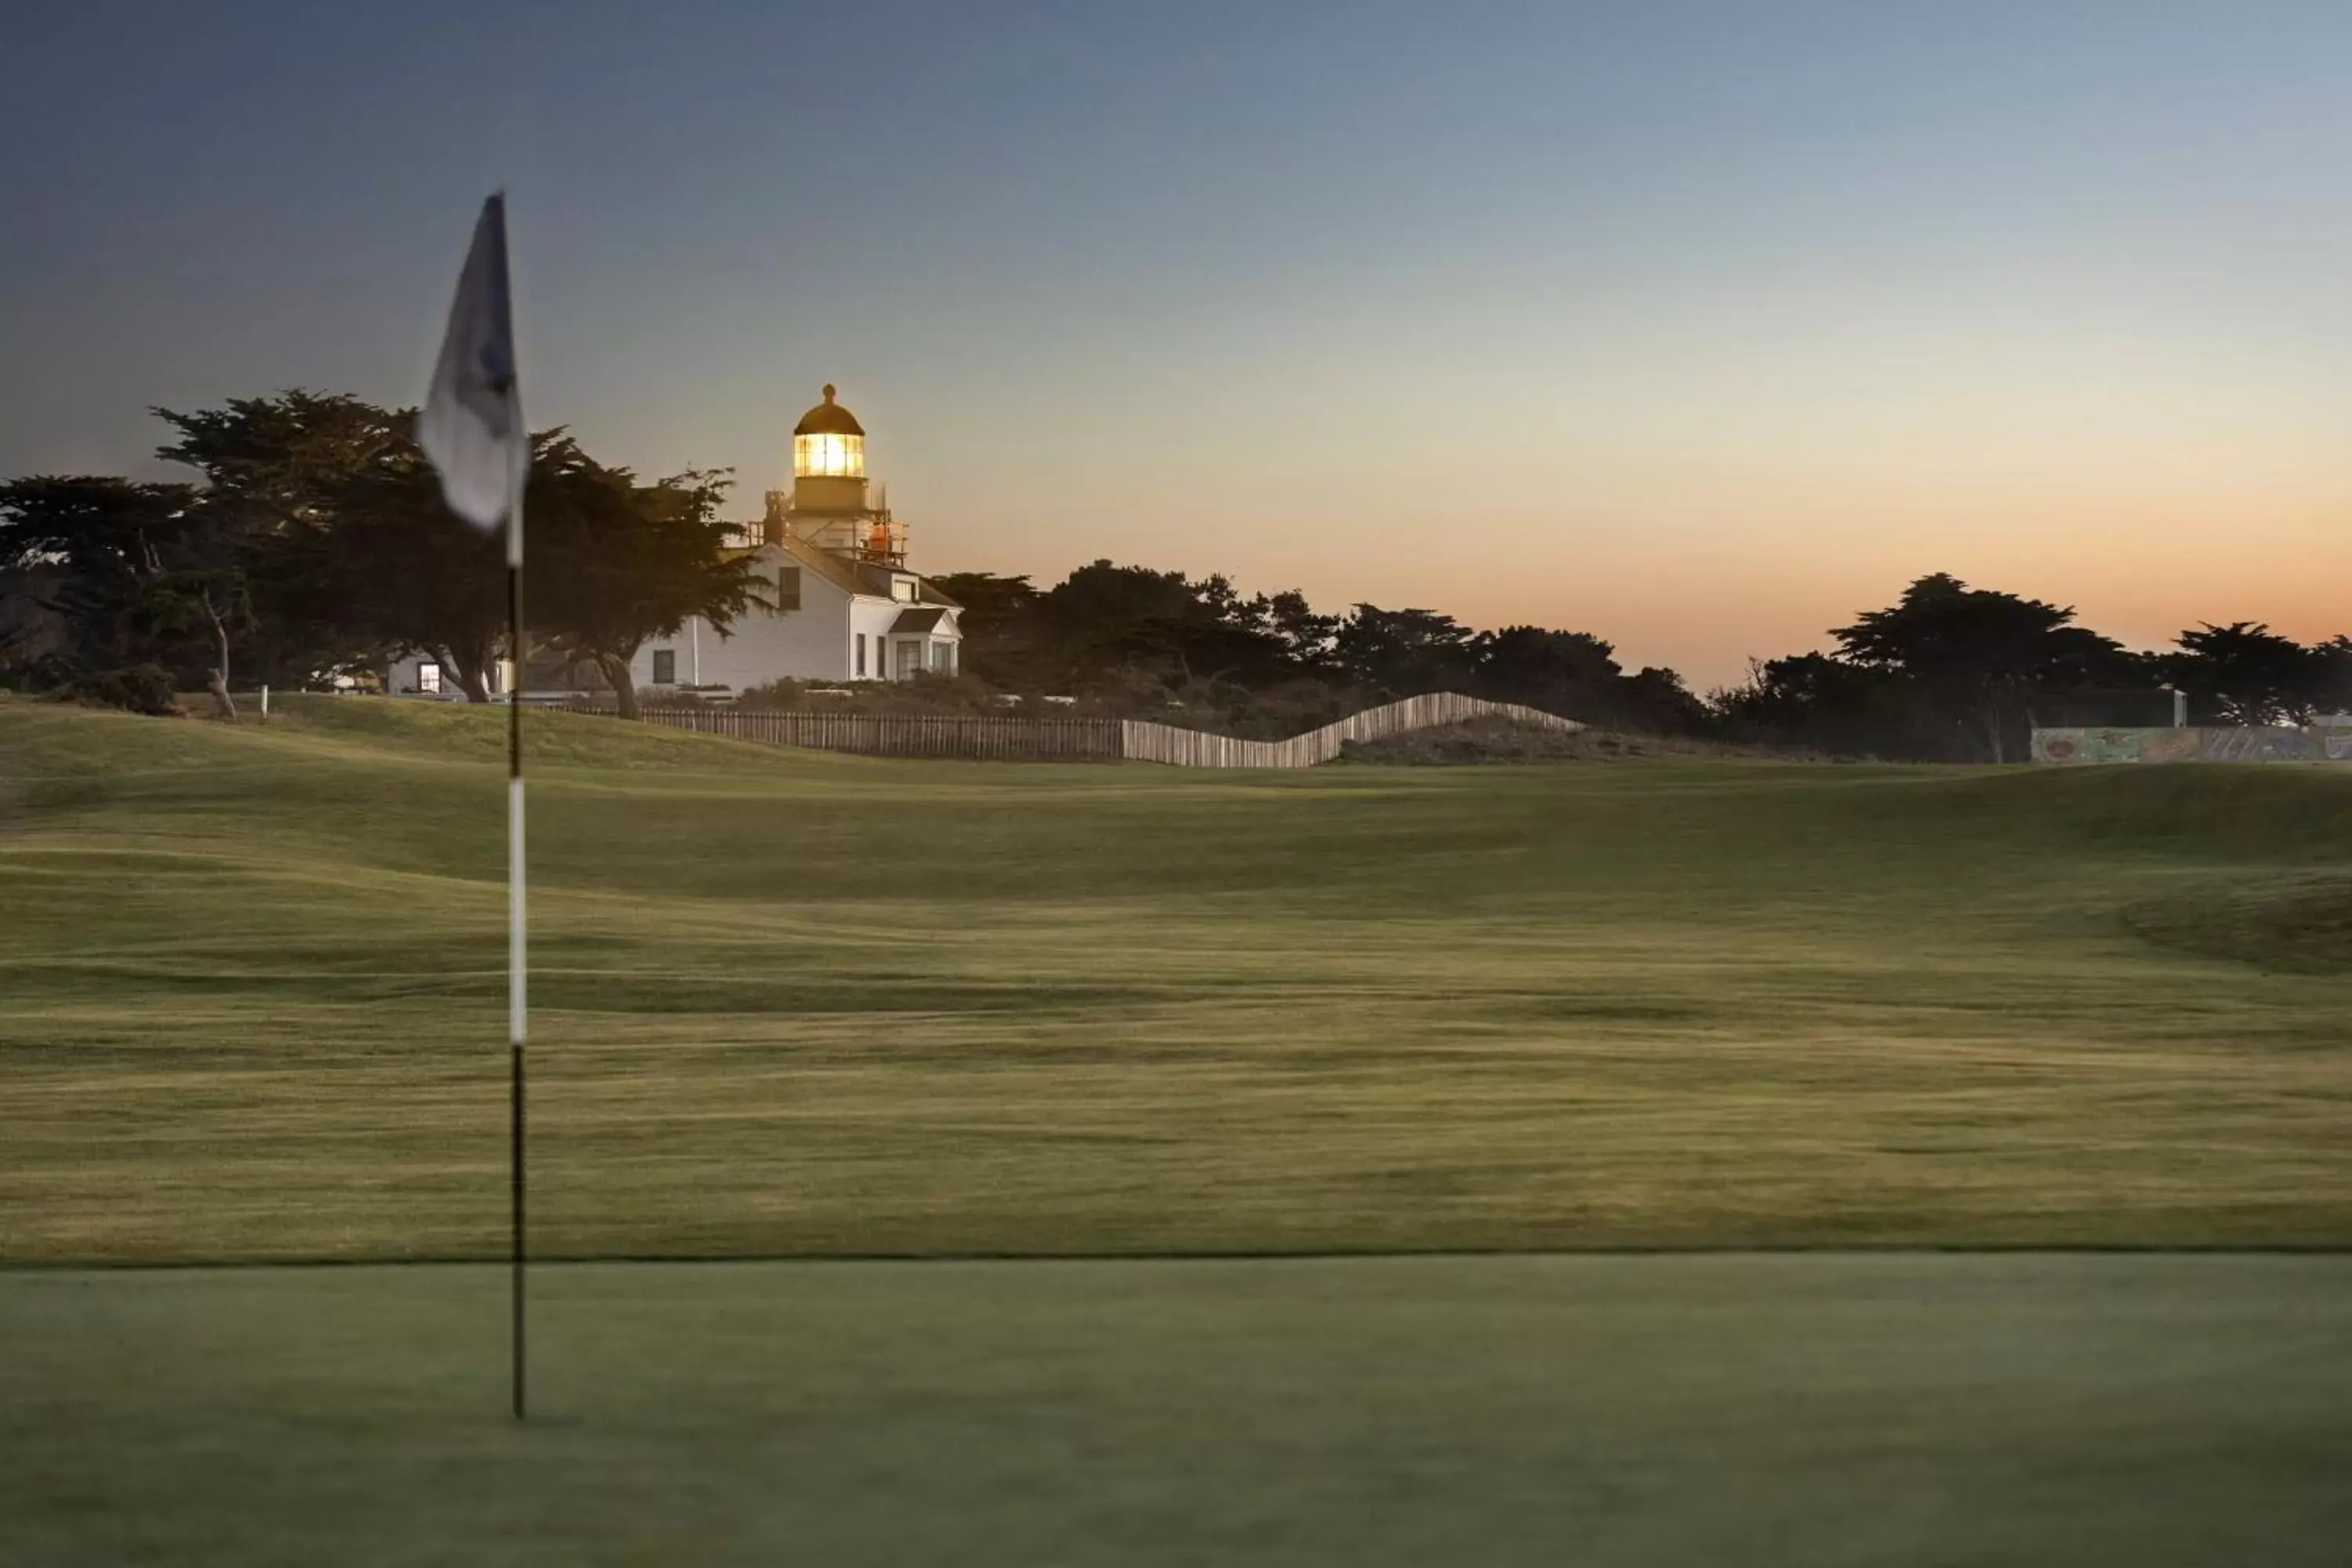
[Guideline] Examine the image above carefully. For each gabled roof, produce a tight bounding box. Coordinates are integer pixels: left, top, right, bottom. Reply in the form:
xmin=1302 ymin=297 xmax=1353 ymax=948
xmin=772 ymin=533 xmax=869 ymax=600
xmin=743 ymin=532 xmax=963 ymax=610
xmin=888 ymin=606 xmax=954 ymax=636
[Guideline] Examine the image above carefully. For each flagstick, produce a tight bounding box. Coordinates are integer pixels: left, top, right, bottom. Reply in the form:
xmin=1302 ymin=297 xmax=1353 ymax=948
xmin=417 ymin=187 xmax=528 ymax=1423
xmin=507 ymin=496 xmax=528 ymax=1422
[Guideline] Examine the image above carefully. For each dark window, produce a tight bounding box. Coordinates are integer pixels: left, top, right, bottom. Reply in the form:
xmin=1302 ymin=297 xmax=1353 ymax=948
xmin=652 ymin=649 xmax=676 ymax=684
xmin=778 ymin=566 xmax=801 ymax=612
xmin=855 ymin=634 xmax=866 ymax=677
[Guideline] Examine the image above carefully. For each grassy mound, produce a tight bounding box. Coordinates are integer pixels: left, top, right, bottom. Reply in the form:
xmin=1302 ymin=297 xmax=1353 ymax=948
xmin=1338 ymin=716 xmax=1802 ymax=764
xmin=2124 ymin=872 xmax=2352 ymax=973
xmin=2 ymin=691 xmax=807 ymax=794
xmin=1949 ymin=759 xmax=2352 ymax=862
xmin=220 ymin=691 xmax=822 ymax=770
xmin=5 ymin=695 xmax=2350 ymax=1261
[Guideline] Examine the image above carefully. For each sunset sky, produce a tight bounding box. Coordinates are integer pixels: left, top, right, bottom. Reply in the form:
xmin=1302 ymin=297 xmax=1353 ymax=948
xmin=5 ymin=2 xmax=2348 ymax=689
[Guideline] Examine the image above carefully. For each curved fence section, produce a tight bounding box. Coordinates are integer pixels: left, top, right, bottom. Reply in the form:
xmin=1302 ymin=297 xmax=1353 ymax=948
xmin=630 ymin=692 xmax=1580 ymax=768
xmin=1121 ymin=693 xmax=1581 ymax=768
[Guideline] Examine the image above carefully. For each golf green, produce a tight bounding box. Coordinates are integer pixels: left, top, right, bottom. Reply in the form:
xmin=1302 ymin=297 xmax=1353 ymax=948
xmin=5 ymin=1255 xmax=2348 ymax=1566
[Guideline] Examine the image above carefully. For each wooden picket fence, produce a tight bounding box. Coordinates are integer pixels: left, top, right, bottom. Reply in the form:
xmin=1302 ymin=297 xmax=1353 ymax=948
xmin=634 ymin=708 xmax=1123 ymax=759
xmin=629 ymin=692 xmax=1581 ymax=768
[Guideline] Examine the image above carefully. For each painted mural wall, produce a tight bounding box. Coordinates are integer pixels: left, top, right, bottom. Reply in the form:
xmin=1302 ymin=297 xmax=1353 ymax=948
xmin=2031 ymin=726 xmax=2352 ymax=764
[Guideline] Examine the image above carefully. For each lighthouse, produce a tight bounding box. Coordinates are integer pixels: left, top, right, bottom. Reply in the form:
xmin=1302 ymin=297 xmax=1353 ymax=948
xmin=624 ymin=383 xmax=962 ymax=695
xmin=764 ymin=384 xmax=905 ymax=565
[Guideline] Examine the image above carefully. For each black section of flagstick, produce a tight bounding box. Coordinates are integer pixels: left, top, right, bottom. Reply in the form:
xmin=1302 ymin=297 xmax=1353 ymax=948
xmin=508 ymin=556 xmax=526 ymax=1422
xmin=511 ymin=1038 xmax=525 ymax=1419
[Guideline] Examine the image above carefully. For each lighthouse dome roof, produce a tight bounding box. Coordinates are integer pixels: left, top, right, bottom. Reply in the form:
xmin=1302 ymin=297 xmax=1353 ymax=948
xmin=793 ymin=385 xmax=864 ymax=437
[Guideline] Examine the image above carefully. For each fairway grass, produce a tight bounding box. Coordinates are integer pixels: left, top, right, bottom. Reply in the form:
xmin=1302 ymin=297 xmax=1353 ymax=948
xmin=5 ymin=1255 xmax=2350 ymax=1566
xmin=3 ymin=693 xmax=2350 ymax=1261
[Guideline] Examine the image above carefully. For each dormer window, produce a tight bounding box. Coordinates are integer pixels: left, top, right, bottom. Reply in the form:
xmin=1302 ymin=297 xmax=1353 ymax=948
xmin=891 ymin=576 xmax=917 ymax=603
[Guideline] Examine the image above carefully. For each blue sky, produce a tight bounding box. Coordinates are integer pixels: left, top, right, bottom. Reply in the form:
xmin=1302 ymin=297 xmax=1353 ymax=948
xmin=5 ymin=2 xmax=2350 ymax=686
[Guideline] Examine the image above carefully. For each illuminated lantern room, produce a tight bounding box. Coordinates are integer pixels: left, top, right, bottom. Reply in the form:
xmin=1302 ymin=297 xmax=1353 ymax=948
xmin=792 ymin=384 xmax=865 ymax=480
xmin=768 ymin=383 xmax=906 ymax=564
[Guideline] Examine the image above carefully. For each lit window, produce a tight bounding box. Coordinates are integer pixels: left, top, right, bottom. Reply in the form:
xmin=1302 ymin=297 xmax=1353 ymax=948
xmin=777 ymin=566 xmax=802 ymax=612
xmin=417 ymin=662 xmax=442 ymax=695
xmin=793 ymin=433 xmax=864 ymax=478
xmin=652 ymin=649 xmax=676 ymax=684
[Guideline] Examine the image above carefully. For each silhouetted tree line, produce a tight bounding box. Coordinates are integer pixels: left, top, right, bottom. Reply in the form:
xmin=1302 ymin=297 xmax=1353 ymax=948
xmin=8 ymin=391 xmax=2348 ymax=760
xmin=1709 ymin=575 xmax=2352 ymax=762
xmin=926 ymin=564 xmax=1708 ymax=739
xmin=0 ymin=392 xmax=761 ymax=718
xmin=928 ymin=565 xmax=2351 ymax=760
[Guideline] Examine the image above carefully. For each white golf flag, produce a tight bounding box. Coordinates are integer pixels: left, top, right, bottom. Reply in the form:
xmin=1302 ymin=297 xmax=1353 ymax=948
xmin=419 ymin=193 xmax=526 ymax=539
